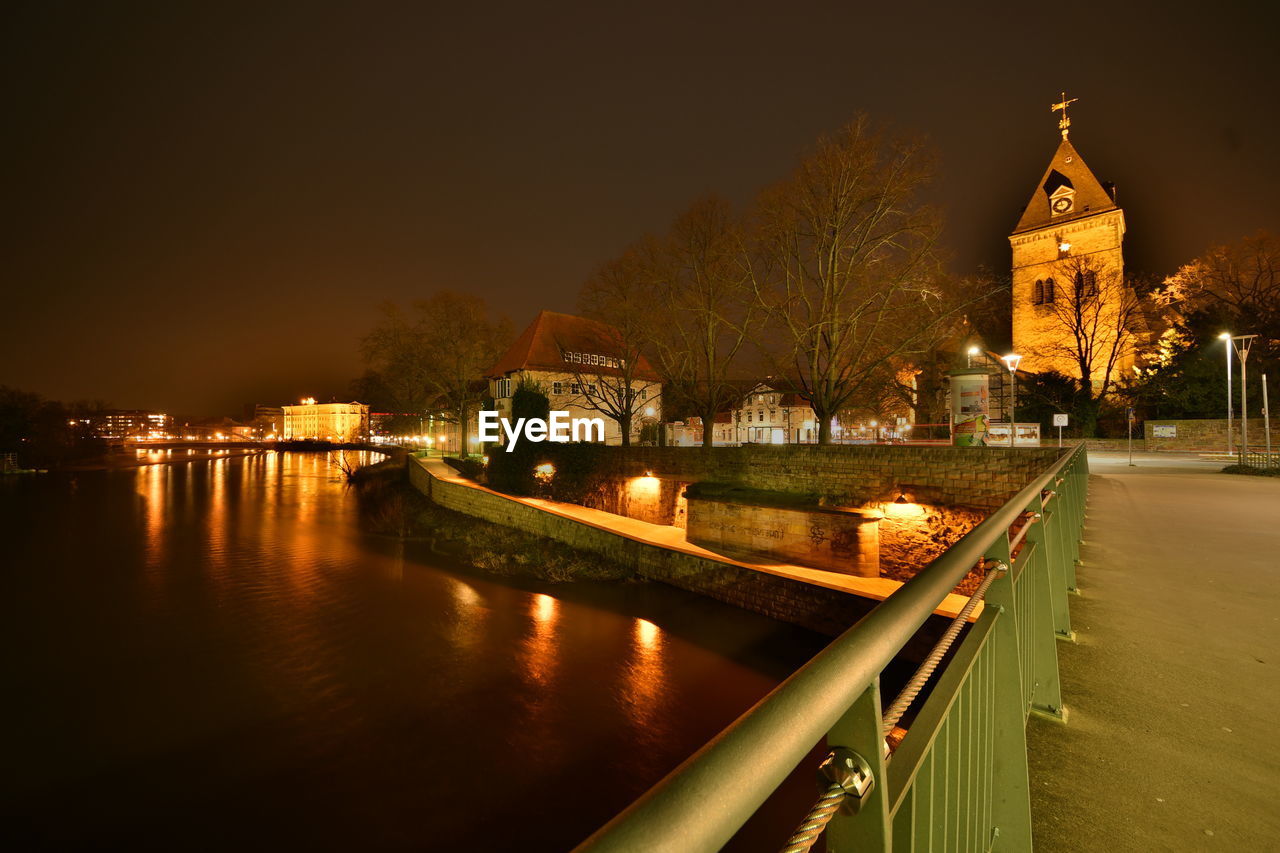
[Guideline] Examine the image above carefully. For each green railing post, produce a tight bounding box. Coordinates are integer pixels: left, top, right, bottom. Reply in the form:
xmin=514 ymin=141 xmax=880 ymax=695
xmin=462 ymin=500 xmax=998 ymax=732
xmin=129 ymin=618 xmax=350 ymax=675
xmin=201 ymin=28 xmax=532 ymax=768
xmin=1024 ymin=494 xmax=1065 ymax=722
xmin=1040 ymin=490 xmax=1075 ymax=641
xmin=574 ymin=444 xmax=1090 ymax=853
xmin=980 ymin=533 xmax=1035 ymax=851
xmin=1058 ymin=464 xmax=1080 ymax=593
xmin=826 ymin=678 xmax=891 ymax=852
xmin=1068 ymin=451 xmax=1086 ymax=571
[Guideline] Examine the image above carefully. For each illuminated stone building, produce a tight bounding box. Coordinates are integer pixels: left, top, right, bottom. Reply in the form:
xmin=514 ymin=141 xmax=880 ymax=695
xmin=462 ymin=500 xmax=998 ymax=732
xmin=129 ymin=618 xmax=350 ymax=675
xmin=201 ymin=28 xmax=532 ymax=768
xmin=1010 ymin=97 xmax=1134 ymax=383
xmin=486 ymin=311 xmax=662 ymax=446
xmin=281 ymin=400 xmax=369 ymax=442
xmin=730 ymin=382 xmax=823 ymax=444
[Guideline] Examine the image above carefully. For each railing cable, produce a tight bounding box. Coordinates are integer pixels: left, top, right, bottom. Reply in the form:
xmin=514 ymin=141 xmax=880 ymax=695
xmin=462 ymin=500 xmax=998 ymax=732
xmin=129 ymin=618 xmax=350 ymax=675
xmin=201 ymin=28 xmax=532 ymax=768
xmin=779 ymin=549 xmax=1021 ymax=853
xmin=780 ymin=782 xmax=847 ymax=853
xmin=881 ymin=556 xmax=1010 ymax=736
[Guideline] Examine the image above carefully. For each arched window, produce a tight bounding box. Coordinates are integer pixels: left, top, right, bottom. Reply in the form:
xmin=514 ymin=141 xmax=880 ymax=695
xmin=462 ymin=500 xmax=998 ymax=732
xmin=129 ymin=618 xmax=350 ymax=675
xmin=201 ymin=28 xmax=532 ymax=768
xmin=1073 ymin=271 xmax=1098 ymax=298
xmin=1044 ymin=278 xmax=1055 ymax=303
xmin=1034 ymin=280 xmax=1044 ymax=304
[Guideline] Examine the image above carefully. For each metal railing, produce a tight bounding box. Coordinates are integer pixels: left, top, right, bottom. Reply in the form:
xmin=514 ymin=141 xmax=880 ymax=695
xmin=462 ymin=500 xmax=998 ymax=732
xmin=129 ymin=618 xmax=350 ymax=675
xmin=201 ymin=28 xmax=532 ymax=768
xmin=1238 ymin=450 xmax=1279 ymax=470
xmin=576 ymin=443 xmax=1089 ymax=853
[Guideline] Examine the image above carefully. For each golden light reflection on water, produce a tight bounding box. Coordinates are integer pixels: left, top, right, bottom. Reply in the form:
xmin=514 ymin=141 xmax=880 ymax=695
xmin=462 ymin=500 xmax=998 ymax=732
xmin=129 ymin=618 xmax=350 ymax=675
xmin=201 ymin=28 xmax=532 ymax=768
xmin=446 ymin=578 xmax=486 ymax=658
xmin=519 ymin=593 xmax=560 ymax=691
xmin=140 ymin=462 xmax=169 ymax=573
xmin=621 ymin=617 xmax=667 ymax=732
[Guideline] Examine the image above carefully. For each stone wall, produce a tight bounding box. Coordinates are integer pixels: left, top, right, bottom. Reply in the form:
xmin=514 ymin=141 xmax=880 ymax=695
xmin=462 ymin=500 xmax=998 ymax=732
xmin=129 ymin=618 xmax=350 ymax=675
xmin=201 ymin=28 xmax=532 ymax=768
xmin=1144 ymin=418 xmax=1279 ymax=452
xmin=411 ymin=459 xmax=883 ymax=636
xmin=686 ymin=497 xmax=880 ymax=577
xmin=532 ymin=444 xmax=1063 ymax=511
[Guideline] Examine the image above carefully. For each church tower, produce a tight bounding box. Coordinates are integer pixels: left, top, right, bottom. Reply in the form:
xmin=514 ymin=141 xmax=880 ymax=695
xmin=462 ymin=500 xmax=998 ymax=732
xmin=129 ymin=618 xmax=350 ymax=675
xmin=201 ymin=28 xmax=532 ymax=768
xmin=1010 ymin=95 xmax=1130 ymax=382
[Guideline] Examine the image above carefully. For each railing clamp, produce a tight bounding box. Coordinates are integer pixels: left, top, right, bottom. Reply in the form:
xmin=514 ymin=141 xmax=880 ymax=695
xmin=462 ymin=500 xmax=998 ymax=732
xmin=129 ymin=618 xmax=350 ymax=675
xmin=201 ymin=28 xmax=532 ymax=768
xmin=817 ymin=748 xmax=875 ymax=814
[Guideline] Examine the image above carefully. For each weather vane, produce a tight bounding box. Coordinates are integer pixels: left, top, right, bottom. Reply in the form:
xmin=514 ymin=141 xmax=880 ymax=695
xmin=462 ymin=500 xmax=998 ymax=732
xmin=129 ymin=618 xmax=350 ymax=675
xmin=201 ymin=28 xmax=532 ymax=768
xmin=1051 ymin=92 xmax=1078 ymax=139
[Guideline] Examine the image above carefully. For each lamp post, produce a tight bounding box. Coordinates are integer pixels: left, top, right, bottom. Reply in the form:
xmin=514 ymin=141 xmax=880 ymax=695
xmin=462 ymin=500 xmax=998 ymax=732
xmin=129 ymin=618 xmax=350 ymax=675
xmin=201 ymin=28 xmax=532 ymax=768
xmin=1219 ymin=332 xmax=1233 ymax=454
xmin=1002 ymin=353 xmax=1022 ymax=446
xmin=1229 ymin=335 xmax=1258 ymax=461
xmin=1264 ymin=373 xmax=1272 ymax=461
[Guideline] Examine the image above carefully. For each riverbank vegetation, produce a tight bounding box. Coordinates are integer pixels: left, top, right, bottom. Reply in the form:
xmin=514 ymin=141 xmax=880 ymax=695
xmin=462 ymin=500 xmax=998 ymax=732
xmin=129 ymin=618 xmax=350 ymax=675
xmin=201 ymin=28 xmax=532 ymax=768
xmin=0 ymin=386 xmax=107 ymax=469
xmin=352 ymin=460 xmax=633 ymax=583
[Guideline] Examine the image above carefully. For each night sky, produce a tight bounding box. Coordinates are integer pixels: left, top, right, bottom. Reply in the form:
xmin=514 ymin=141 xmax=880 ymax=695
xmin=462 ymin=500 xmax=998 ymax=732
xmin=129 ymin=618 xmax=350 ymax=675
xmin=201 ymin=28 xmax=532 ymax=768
xmin=4 ymin=1 xmax=1278 ymax=415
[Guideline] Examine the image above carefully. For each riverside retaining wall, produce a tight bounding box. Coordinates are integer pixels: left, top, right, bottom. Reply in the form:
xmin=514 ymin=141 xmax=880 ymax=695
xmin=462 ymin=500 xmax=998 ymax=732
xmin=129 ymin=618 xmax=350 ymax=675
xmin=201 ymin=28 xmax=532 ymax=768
xmin=411 ymin=458 xmax=885 ymax=636
xmin=528 ymin=444 xmax=1064 ymax=511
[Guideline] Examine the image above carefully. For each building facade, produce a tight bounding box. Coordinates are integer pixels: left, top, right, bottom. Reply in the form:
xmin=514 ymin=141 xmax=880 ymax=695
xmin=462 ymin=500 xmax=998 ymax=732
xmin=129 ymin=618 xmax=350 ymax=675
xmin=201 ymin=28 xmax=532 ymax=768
xmin=281 ymin=401 xmax=369 ymax=442
xmin=486 ymin=311 xmax=662 ymax=447
xmin=1010 ymin=114 xmax=1133 ymax=384
xmin=83 ymin=410 xmax=172 ymax=440
xmin=730 ymin=383 xmax=823 ymax=444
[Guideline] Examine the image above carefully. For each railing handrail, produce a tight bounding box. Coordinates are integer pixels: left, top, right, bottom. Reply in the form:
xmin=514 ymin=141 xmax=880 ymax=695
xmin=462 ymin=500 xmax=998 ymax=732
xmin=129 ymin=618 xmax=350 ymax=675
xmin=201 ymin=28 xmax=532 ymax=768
xmin=575 ymin=443 xmax=1087 ymax=853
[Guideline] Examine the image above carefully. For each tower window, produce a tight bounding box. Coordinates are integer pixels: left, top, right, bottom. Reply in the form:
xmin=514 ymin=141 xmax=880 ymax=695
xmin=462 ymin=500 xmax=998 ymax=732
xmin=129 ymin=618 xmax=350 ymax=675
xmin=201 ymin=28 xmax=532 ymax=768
xmin=1074 ymin=271 xmax=1097 ymax=299
xmin=1045 ymin=278 xmax=1055 ymax=303
xmin=1033 ymin=280 xmax=1044 ymax=305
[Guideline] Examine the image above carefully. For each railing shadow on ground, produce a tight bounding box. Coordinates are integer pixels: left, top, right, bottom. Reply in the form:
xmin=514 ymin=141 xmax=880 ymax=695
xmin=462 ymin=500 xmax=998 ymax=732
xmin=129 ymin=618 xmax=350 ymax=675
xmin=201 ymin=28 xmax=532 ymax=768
xmin=575 ymin=444 xmax=1089 ymax=853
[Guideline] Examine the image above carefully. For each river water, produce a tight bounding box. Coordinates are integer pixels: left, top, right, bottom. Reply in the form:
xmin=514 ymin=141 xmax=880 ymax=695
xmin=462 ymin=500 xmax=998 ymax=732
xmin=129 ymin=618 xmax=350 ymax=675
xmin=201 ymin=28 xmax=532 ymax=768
xmin=1 ymin=452 xmax=827 ymax=850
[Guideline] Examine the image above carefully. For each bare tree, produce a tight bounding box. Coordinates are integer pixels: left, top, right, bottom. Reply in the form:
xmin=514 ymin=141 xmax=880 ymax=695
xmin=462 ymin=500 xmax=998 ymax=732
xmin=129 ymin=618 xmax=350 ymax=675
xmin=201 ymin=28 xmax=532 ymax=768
xmin=329 ymin=449 xmax=363 ymax=482
xmin=1163 ymin=231 xmax=1280 ymax=353
xmin=744 ymin=115 xmax=974 ymax=444
xmin=1040 ymin=254 xmax=1144 ymax=432
xmin=646 ymin=196 xmax=758 ymax=449
xmin=576 ymin=250 xmax=664 ymax=446
xmin=361 ymin=292 xmax=511 ymax=451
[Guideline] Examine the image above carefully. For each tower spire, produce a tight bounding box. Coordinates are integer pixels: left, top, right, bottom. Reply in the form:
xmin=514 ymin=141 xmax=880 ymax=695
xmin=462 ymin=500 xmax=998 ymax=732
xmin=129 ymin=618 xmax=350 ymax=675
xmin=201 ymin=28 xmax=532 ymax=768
xmin=1051 ymin=92 xmax=1078 ymax=139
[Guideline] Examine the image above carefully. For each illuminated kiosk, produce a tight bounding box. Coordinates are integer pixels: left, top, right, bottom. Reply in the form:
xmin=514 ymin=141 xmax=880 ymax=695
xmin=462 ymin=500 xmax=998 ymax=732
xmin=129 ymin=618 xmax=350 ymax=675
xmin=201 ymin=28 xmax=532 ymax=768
xmin=685 ymin=483 xmax=881 ymax=578
xmin=949 ymin=368 xmax=991 ymax=447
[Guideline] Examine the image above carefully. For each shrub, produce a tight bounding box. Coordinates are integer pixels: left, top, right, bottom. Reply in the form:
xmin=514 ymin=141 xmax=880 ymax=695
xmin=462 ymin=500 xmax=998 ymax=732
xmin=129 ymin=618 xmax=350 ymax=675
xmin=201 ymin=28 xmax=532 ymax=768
xmin=486 ymin=377 xmax=550 ymax=495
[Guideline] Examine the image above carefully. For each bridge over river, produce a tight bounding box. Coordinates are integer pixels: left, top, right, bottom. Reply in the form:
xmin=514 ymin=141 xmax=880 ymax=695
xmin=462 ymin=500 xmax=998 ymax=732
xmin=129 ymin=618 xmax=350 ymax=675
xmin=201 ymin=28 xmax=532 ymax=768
xmin=576 ymin=448 xmax=1280 ymax=852
xmin=1027 ymin=451 xmax=1280 ymax=850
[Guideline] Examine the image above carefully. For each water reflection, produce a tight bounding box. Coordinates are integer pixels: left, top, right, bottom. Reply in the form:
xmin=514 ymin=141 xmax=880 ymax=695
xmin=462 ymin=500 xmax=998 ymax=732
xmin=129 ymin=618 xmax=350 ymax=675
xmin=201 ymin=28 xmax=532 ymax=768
xmin=621 ymin=618 xmax=667 ymax=734
xmin=0 ymin=452 xmax=824 ymax=850
xmin=520 ymin=592 xmax=561 ymax=693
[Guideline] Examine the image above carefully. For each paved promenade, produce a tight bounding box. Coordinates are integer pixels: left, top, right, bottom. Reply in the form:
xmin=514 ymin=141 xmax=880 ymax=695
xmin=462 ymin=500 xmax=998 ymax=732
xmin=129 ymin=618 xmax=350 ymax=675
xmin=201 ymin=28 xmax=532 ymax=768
xmin=1027 ymin=451 xmax=1280 ymax=851
xmin=418 ymin=457 xmax=980 ymax=619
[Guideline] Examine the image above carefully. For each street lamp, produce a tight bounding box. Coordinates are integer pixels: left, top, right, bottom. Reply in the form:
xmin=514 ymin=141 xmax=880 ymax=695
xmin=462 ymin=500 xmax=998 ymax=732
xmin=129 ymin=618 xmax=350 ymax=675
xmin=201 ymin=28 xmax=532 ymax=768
xmin=1227 ymin=334 xmax=1258 ymax=460
xmin=1219 ymin=332 xmax=1233 ymax=454
xmin=1002 ymin=353 xmax=1022 ymax=444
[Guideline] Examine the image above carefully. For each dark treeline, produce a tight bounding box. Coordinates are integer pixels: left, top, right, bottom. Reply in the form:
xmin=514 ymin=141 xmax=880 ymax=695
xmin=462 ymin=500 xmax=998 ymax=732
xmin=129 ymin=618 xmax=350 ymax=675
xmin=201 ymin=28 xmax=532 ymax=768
xmin=0 ymin=387 xmax=108 ymax=468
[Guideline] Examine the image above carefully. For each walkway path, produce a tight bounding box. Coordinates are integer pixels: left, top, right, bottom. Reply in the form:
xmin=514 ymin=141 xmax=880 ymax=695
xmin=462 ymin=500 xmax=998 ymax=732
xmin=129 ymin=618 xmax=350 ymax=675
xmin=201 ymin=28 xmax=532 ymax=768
xmin=417 ymin=458 xmax=979 ymax=620
xmin=1027 ymin=451 xmax=1280 ymax=851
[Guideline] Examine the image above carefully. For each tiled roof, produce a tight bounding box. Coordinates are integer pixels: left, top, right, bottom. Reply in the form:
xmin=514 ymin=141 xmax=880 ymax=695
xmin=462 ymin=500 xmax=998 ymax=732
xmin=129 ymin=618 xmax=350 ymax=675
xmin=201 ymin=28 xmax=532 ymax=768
xmin=486 ymin=310 xmax=661 ymax=381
